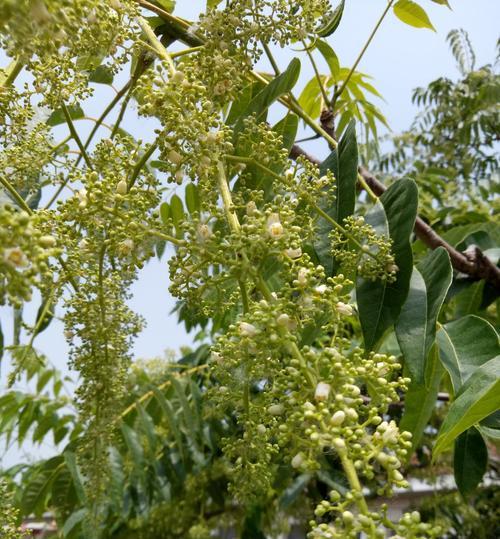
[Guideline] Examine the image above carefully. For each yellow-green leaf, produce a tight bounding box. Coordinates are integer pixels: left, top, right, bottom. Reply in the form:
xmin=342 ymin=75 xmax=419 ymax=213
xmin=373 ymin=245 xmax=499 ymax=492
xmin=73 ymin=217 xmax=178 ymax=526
xmin=393 ymin=0 xmax=436 ymax=31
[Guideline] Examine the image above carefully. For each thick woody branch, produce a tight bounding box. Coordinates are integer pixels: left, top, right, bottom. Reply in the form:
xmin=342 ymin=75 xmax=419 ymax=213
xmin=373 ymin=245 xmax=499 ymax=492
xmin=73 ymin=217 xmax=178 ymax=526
xmin=291 ymin=144 xmax=500 ymax=290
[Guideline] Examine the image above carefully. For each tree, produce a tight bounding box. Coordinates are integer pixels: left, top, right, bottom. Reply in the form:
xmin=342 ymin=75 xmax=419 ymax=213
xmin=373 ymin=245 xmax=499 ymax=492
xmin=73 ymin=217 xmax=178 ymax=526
xmin=0 ymin=1 xmax=498 ymax=538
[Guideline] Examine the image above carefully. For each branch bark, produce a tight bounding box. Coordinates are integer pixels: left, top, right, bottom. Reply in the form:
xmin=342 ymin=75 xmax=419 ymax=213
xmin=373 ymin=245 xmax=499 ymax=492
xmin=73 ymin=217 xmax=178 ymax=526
xmin=291 ymin=144 xmax=500 ymax=291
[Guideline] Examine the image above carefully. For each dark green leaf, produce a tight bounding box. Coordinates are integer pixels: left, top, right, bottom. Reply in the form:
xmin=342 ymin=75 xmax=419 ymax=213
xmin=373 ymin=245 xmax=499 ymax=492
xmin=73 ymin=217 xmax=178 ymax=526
xmin=314 ymin=121 xmax=358 ymax=274
xmin=358 ymin=179 xmax=418 ymax=350
xmin=279 ymin=473 xmax=312 ymax=509
xmin=317 ymin=0 xmax=345 ymax=37
xmin=89 ymin=65 xmax=114 ymax=84
xmin=63 ymin=451 xmax=86 ymax=504
xmin=226 ymin=81 xmax=265 ymax=125
xmin=396 ymin=247 xmax=452 ymax=384
xmin=272 ymin=114 xmax=299 ymax=152
xmin=234 ymin=58 xmax=301 ymax=134
xmin=34 ymin=295 xmax=55 ymax=337
xmin=454 ymin=427 xmax=488 ymax=498
xmin=400 ymin=347 xmax=444 ymax=453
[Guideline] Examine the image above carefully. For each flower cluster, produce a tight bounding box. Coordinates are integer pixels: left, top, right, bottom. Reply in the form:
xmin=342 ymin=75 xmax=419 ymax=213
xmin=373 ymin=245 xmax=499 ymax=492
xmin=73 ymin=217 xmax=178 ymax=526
xmin=49 ymin=138 xmax=160 ymax=500
xmin=0 ymin=205 xmax=58 ymax=307
xmin=0 ymin=479 xmax=27 ymax=539
xmin=330 ymin=215 xmax=398 ymax=281
xmin=0 ymin=0 xmax=138 ymax=106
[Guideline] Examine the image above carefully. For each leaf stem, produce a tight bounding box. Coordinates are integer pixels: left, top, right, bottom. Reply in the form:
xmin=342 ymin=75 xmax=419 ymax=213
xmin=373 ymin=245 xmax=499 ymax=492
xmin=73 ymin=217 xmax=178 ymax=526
xmin=61 ymin=103 xmax=93 ymax=169
xmin=333 ymin=0 xmax=395 ymax=106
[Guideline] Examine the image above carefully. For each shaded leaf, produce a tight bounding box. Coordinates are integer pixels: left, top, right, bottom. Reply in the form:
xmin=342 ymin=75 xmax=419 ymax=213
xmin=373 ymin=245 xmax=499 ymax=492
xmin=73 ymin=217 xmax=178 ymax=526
xmin=317 ymin=0 xmax=345 ymax=37
xmin=454 ymin=427 xmax=488 ymax=498
xmin=47 ymin=105 xmax=84 ymax=127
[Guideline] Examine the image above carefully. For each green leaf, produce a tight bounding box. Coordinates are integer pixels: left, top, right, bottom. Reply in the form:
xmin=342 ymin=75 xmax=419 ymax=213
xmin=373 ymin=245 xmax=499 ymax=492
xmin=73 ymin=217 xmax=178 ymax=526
xmin=279 ymin=473 xmax=312 ymax=509
xmin=151 ymin=385 xmax=186 ymax=463
xmin=433 ymin=356 xmax=500 ymax=457
xmin=62 ymin=509 xmax=87 ymax=537
xmin=169 ymin=194 xmax=184 ymax=237
xmin=400 ymin=347 xmax=444 ymax=452
xmin=317 ymin=0 xmax=345 ymax=37
xmin=121 ymin=423 xmax=145 ymax=469
xmin=226 ymin=81 xmax=265 ymax=125
xmin=64 ymin=451 xmax=86 ymax=504
xmin=21 ymin=457 xmax=64 ymax=515
xmin=396 ymin=247 xmax=452 ymax=384
xmin=34 ymin=295 xmax=55 ymax=337
xmin=454 ymin=427 xmax=488 ymax=498
xmin=272 ymin=114 xmax=299 ymax=152
xmin=431 ymin=0 xmax=451 ymax=7
xmin=89 ymin=65 xmax=114 ymax=84
xmin=393 ymin=0 xmax=436 ymax=31
xmin=357 ymin=179 xmax=418 ymax=350
xmin=234 ymin=58 xmax=301 ymax=134
xmin=314 ymin=121 xmax=358 ymax=274
xmin=160 ymin=201 xmax=170 ymax=224
xmin=47 ymin=104 xmax=84 ymax=127
xmin=437 ymin=315 xmax=499 ymax=393
xmin=315 ymin=39 xmax=340 ymax=81
xmin=185 ymin=183 xmax=200 ymax=214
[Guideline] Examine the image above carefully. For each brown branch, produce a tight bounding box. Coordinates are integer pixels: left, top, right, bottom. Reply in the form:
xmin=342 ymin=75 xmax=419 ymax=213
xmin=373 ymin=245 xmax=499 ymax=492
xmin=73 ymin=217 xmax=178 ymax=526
xmin=290 ymin=143 xmax=500 ymax=290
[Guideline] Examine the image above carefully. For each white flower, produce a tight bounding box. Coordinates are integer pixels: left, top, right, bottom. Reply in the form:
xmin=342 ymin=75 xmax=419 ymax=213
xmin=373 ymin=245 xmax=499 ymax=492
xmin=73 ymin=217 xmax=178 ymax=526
xmin=197 ymin=224 xmax=212 ymax=242
xmin=116 ymin=179 xmax=128 ymax=195
xmin=330 ymin=410 xmax=346 ymax=426
xmin=284 ymin=247 xmax=302 ymax=259
xmin=266 ymin=213 xmax=284 ymax=239
xmin=291 ymin=452 xmax=304 ymax=469
xmin=246 ymin=201 xmax=257 ymax=216
xmin=239 ymin=322 xmax=257 ymax=337
xmin=297 ymin=267 xmax=308 ymax=286
xmin=336 ymin=301 xmax=353 ymax=316
xmin=256 ymin=424 xmax=267 ymax=435
xmin=314 ymin=284 xmax=328 ymax=295
xmin=118 ymin=239 xmax=134 ymax=256
xmin=3 ymin=247 xmax=28 ymax=268
xmin=314 ymin=382 xmax=331 ymax=402
xmin=380 ymin=420 xmax=400 ymax=445
xmin=78 ymin=238 xmax=89 ymax=250
xmin=210 ymin=351 xmax=223 ymax=363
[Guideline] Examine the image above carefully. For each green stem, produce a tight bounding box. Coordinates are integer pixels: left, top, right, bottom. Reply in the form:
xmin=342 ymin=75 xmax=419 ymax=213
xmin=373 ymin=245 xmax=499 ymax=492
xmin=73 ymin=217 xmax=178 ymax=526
xmin=216 ymin=161 xmax=241 ymax=233
xmin=127 ymin=141 xmax=158 ymax=189
xmin=304 ymin=40 xmax=330 ymax=106
xmin=333 ymin=0 xmax=395 ymax=106
xmin=262 ymin=41 xmax=280 ymax=75
xmin=0 ymin=176 xmax=32 ymax=212
xmin=61 ymin=103 xmax=93 ymax=169
xmin=137 ymin=16 xmax=176 ymax=74
xmin=0 ymin=57 xmax=23 ymax=87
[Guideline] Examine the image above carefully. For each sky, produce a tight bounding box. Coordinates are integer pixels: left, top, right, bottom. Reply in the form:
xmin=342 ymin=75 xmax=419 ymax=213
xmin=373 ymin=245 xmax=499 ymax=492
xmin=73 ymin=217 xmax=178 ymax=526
xmin=1 ymin=0 xmax=499 ymax=465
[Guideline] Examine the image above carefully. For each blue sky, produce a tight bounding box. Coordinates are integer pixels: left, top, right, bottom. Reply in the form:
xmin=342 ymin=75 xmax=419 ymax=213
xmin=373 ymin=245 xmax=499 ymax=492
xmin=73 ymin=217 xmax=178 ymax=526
xmin=1 ymin=0 xmax=499 ymax=464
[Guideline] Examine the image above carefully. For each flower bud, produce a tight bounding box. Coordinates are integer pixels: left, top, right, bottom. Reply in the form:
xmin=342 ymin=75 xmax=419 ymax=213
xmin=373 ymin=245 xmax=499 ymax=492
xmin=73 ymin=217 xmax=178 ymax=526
xmin=267 ymin=403 xmax=284 ymax=416
xmin=291 ymin=452 xmax=304 ymax=469
xmin=116 ymin=179 xmax=128 ymax=195
xmin=168 ymin=149 xmax=183 ymax=165
xmin=239 ymin=321 xmax=257 ymax=337
xmin=284 ymin=247 xmax=302 ymax=259
xmin=39 ymin=235 xmax=56 ymax=248
xmin=172 ymin=70 xmax=185 ymax=84
xmin=297 ymin=267 xmax=308 ymax=286
xmin=330 ymin=410 xmax=346 ymax=426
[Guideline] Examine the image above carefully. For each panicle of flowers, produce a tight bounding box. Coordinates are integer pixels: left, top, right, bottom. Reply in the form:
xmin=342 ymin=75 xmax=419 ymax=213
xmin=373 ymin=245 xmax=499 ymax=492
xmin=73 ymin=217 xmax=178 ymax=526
xmin=50 ymin=137 xmax=160 ymax=501
xmin=0 ymin=0 xmax=138 ymax=107
xmin=330 ymin=215 xmax=398 ymax=281
xmin=0 ymin=205 xmax=59 ymax=307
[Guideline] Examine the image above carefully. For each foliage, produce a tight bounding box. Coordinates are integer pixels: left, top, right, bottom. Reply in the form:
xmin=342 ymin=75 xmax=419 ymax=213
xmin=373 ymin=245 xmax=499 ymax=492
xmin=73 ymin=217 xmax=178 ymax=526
xmin=0 ymin=1 xmax=498 ymax=539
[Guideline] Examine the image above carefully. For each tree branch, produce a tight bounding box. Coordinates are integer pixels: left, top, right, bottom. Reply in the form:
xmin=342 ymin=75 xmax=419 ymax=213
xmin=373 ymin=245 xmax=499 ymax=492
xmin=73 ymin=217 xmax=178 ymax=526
xmin=290 ymin=143 xmax=500 ymax=290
